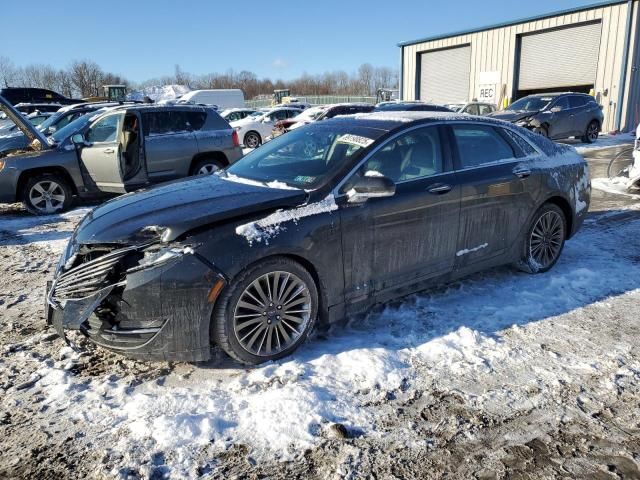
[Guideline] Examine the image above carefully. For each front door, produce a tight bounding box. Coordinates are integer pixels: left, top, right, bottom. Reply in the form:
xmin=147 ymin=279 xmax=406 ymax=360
xmin=547 ymin=97 xmax=573 ymax=139
xmin=339 ymin=125 xmax=461 ymax=301
xmin=448 ymin=123 xmax=542 ymax=267
xmin=79 ymin=112 xmax=127 ymax=193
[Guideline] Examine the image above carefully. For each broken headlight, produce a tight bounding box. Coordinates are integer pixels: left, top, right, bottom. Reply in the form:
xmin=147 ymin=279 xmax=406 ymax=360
xmin=129 ymin=244 xmax=197 ymax=272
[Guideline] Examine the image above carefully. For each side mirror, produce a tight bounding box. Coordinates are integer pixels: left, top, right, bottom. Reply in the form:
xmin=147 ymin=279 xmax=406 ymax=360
xmin=346 ymin=173 xmax=396 ymax=203
xmin=71 ymin=133 xmax=85 ymax=146
xmin=550 ymin=106 xmax=562 ymax=113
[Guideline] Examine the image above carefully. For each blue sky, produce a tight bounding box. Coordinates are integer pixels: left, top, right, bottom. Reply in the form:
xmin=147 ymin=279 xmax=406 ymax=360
xmin=1 ymin=0 xmax=602 ymax=82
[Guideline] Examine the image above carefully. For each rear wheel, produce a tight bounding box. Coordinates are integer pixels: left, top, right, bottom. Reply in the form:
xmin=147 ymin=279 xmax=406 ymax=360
xmin=244 ymin=131 xmax=261 ymax=149
xmin=519 ymin=203 xmax=566 ymax=273
xmin=22 ymin=173 xmax=72 ymax=215
xmin=212 ymin=257 xmax=318 ymax=364
xmin=581 ymin=120 xmax=600 ymax=144
xmin=190 ymin=158 xmax=224 ymax=175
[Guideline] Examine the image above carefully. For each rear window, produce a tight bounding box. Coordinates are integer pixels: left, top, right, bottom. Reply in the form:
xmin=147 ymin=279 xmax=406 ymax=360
xmin=569 ymin=96 xmax=587 ymax=108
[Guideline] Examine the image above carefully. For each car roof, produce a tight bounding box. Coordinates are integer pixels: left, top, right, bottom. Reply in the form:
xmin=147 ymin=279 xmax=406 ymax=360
xmin=326 ymin=110 xmax=514 ymax=130
xmin=527 ymin=92 xmax=590 ymax=98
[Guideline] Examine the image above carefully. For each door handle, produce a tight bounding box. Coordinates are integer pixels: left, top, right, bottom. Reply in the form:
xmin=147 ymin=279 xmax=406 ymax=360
xmin=513 ymin=167 xmax=531 ymax=178
xmin=427 ymin=183 xmax=452 ymax=194
xmin=103 ymin=148 xmax=115 ymax=154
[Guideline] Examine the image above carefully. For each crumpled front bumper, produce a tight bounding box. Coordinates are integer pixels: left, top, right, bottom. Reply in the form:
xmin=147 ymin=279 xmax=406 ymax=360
xmin=46 ymin=251 xmax=226 ymax=362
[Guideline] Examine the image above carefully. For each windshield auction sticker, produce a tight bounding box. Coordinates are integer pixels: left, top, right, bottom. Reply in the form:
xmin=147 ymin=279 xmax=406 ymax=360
xmin=337 ymin=134 xmax=374 ymax=148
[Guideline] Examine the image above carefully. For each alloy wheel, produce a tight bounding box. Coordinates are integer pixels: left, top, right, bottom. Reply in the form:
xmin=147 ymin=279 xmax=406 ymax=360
xmin=29 ymin=180 xmax=66 ymax=214
xmin=587 ymin=122 xmax=599 ymax=142
xmin=529 ymin=211 xmax=564 ymax=269
xmin=197 ymin=163 xmax=219 ymax=175
xmin=233 ymin=271 xmax=312 ymax=356
xmin=244 ymin=133 xmax=260 ymax=149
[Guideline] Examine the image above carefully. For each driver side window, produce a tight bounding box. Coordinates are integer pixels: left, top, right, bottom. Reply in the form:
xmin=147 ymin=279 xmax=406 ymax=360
xmin=86 ymin=114 xmax=123 ymax=143
xmin=359 ymin=126 xmax=443 ymax=183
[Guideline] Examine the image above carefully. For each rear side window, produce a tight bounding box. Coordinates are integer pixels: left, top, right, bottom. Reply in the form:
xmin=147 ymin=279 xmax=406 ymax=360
xmin=143 ymin=111 xmax=199 ymax=136
xmin=465 ymin=104 xmax=479 ymax=115
xmin=186 ymin=111 xmax=207 ymax=131
xmin=452 ymin=124 xmax=516 ymax=168
xmin=478 ymin=104 xmax=494 ymax=115
xmin=501 ymin=128 xmax=538 ymax=157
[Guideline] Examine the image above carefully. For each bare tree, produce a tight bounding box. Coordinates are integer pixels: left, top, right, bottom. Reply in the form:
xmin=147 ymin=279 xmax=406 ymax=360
xmin=69 ymin=60 xmax=104 ymax=97
xmin=0 ymin=56 xmax=18 ymax=87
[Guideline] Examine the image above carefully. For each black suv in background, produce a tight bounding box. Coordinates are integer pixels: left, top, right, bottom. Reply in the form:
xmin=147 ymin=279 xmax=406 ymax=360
xmin=0 ymin=87 xmax=82 ymax=106
xmin=488 ymin=92 xmax=604 ymax=143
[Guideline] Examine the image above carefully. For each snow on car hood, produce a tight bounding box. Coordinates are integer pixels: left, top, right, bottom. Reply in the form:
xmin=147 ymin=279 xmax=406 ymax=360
xmin=72 ymin=174 xmax=307 ymax=244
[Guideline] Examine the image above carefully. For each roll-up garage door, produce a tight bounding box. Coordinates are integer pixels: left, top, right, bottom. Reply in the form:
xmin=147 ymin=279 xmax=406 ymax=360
xmin=518 ymin=22 xmax=601 ymax=90
xmin=419 ymin=45 xmax=471 ymax=103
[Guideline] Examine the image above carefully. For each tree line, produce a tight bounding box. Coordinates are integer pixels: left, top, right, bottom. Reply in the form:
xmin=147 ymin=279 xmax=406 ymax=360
xmin=0 ymin=57 xmax=398 ymax=100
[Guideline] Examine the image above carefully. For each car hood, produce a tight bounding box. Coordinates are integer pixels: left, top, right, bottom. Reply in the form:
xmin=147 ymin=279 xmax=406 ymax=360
xmin=0 ymin=132 xmax=28 ymax=154
xmin=486 ymin=110 xmax=539 ymax=122
xmin=0 ymin=95 xmax=51 ymax=150
xmin=73 ymin=174 xmax=307 ymax=244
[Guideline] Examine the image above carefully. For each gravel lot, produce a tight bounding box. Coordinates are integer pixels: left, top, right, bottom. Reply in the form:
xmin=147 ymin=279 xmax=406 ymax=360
xmin=1 ymin=145 xmax=639 ymax=479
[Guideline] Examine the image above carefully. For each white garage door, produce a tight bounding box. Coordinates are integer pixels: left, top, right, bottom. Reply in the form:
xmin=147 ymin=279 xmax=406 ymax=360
xmin=518 ymin=22 xmax=601 ymax=90
xmin=419 ymin=45 xmax=471 ymax=104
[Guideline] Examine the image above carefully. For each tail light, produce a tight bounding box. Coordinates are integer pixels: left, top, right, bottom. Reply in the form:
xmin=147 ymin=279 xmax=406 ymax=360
xmin=232 ymin=130 xmax=240 ymax=147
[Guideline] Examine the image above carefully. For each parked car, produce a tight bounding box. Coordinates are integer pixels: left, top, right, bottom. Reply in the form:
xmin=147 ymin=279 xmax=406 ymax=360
xmin=374 ymin=101 xmax=453 ymax=112
xmin=220 ymin=108 xmax=260 ymax=123
xmin=0 ymin=112 xmax=53 ymax=138
xmin=273 ymin=103 xmax=376 ymax=138
xmin=176 ymin=89 xmax=245 ymax=109
xmin=45 ymin=111 xmax=590 ymax=364
xmin=0 ymin=102 xmax=121 ymax=155
xmin=445 ymin=102 xmax=496 ymax=115
xmin=231 ymin=107 xmax=300 ymax=148
xmin=14 ymin=103 xmax=63 ymax=114
xmin=0 ymin=87 xmax=82 ymax=106
xmin=488 ymin=93 xmax=604 ymax=143
xmin=0 ymin=96 xmax=243 ymax=214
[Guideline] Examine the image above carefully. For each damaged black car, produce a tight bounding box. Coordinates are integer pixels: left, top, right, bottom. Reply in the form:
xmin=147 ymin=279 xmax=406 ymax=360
xmin=46 ymin=112 xmax=590 ymax=364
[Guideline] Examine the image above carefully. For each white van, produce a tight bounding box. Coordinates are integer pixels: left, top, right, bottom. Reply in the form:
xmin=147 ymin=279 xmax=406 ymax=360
xmin=177 ymin=89 xmax=245 ymax=109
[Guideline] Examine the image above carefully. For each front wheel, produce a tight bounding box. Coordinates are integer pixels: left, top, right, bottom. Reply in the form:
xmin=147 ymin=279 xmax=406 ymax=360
xmin=581 ymin=120 xmax=600 ymax=144
xmin=519 ymin=203 xmax=567 ymax=273
xmin=212 ymin=258 xmax=318 ymax=364
xmin=190 ymin=158 xmax=224 ymax=175
xmin=22 ymin=173 xmax=73 ymax=215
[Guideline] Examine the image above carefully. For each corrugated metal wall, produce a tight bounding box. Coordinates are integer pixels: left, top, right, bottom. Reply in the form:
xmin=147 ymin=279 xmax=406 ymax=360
xmin=401 ymin=1 xmax=639 ymax=131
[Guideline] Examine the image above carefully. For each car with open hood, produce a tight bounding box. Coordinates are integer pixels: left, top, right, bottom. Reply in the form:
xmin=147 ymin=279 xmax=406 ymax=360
xmin=0 ymin=96 xmax=243 ymax=214
xmin=45 ymin=111 xmax=590 ymax=365
xmin=488 ymin=93 xmax=604 ymax=143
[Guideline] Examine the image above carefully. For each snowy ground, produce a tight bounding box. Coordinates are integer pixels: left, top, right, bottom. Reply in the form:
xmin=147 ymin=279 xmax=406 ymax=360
xmin=562 ymin=131 xmax=634 ymax=155
xmin=1 ymin=150 xmax=640 ymax=479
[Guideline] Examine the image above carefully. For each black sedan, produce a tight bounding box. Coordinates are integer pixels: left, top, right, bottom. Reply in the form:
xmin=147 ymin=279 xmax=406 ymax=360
xmin=46 ymin=112 xmax=591 ymax=364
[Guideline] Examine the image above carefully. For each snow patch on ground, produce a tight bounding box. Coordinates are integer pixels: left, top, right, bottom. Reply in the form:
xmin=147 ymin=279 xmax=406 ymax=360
xmin=563 ymin=133 xmax=634 ymax=154
xmin=235 ymin=195 xmax=337 ymax=245
xmin=592 ymin=177 xmax=640 ymax=199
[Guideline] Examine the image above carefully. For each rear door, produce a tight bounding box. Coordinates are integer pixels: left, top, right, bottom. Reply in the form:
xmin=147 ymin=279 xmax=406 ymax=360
xmin=79 ymin=112 xmax=128 ymax=192
xmin=142 ymin=110 xmax=198 ymax=180
xmin=448 ymin=123 xmax=542 ymax=267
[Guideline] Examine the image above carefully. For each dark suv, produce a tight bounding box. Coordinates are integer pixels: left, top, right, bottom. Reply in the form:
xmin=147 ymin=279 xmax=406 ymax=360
xmin=488 ymin=93 xmax=604 ymax=143
xmin=0 ymin=97 xmax=243 ymax=214
xmin=0 ymin=87 xmax=81 ymax=106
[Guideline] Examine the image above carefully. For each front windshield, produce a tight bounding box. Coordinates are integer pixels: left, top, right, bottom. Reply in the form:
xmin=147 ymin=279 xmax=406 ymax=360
xmin=508 ymin=96 xmax=554 ymax=112
xmin=51 ymin=111 xmax=100 ymax=143
xmin=225 ymin=122 xmax=385 ymax=189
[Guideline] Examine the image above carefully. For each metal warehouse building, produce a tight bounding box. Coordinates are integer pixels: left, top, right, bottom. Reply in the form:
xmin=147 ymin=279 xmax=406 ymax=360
xmin=398 ymin=0 xmax=640 ymax=132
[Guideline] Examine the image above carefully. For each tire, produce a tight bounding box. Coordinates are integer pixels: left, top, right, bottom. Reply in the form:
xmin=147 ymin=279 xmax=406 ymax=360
xmin=581 ymin=120 xmax=600 ymax=144
xmin=533 ymin=125 xmax=549 ymax=138
xmin=243 ymin=131 xmax=261 ymax=149
xmin=190 ymin=157 xmax=225 ymax=176
xmin=518 ymin=203 xmax=567 ymax=274
xmin=22 ymin=173 xmax=73 ymax=215
xmin=212 ymin=257 xmax=319 ymax=364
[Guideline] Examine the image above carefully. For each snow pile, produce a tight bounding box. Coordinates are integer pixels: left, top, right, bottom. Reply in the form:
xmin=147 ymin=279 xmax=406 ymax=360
xmin=127 ymin=84 xmax=191 ymax=103
xmin=235 ymin=195 xmax=338 ymax=245
xmin=564 ymin=132 xmax=634 ymax=155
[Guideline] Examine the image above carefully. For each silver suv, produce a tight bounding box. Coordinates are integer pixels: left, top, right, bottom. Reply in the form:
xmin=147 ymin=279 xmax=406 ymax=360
xmin=0 ymin=97 xmax=243 ymax=214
